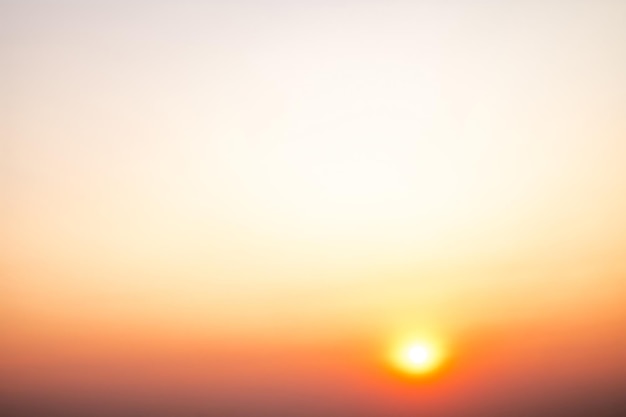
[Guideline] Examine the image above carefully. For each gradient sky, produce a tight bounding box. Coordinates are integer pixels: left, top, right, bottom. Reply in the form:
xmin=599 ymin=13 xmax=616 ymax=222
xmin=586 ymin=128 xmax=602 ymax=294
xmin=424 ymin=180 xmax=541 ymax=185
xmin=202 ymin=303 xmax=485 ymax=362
xmin=2 ymin=1 xmax=626 ymax=416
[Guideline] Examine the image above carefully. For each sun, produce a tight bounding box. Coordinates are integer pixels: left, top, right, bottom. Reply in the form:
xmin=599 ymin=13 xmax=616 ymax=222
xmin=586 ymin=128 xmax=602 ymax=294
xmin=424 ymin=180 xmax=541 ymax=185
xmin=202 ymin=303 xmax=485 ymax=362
xmin=389 ymin=339 xmax=446 ymax=376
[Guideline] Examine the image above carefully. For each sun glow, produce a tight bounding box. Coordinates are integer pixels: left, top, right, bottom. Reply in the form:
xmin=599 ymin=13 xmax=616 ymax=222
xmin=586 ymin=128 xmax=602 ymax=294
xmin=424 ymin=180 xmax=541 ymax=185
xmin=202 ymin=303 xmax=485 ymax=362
xmin=390 ymin=339 xmax=447 ymax=376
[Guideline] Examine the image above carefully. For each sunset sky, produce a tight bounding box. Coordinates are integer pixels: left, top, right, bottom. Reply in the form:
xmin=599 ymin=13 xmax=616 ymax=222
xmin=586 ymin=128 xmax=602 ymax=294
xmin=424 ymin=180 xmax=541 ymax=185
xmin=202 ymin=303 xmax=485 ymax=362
xmin=2 ymin=1 xmax=626 ymax=416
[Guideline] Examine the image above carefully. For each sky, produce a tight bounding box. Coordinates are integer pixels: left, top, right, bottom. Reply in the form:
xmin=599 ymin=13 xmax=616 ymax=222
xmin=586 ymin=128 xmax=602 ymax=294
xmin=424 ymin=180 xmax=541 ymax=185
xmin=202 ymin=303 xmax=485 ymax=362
xmin=1 ymin=1 xmax=626 ymax=416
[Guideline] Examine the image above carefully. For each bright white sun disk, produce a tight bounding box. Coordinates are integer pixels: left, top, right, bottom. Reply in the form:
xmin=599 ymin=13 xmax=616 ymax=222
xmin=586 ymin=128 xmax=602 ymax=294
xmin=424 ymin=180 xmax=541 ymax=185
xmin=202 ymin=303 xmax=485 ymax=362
xmin=390 ymin=340 xmax=446 ymax=376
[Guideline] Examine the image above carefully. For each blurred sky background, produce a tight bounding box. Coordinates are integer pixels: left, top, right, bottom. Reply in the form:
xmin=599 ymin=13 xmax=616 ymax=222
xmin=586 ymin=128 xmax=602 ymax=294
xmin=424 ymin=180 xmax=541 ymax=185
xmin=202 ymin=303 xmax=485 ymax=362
xmin=1 ymin=1 xmax=626 ymax=416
